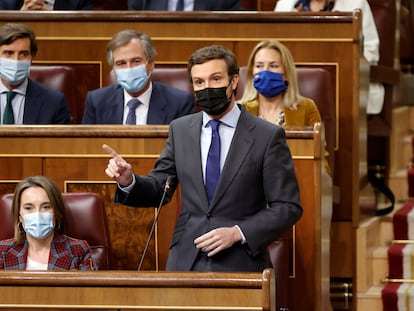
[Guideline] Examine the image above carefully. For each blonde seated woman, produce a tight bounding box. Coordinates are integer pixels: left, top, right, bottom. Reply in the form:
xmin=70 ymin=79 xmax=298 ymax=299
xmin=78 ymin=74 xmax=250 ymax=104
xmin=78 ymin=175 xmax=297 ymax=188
xmin=240 ymin=40 xmax=331 ymax=175
xmin=0 ymin=176 xmax=95 ymax=270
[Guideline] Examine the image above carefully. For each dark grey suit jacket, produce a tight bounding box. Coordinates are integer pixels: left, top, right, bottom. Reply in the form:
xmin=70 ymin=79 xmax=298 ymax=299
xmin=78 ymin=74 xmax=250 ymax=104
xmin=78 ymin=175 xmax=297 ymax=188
xmin=115 ymin=105 xmax=302 ymax=272
xmin=0 ymin=0 xmax=92 ymax=10
xmin=19 ymin=79 xmax=71 ymax=124
xmin=128 ymin=0 xmax=242 ymax=10
xmin=82 ymin=82 xmax=194 ymax=124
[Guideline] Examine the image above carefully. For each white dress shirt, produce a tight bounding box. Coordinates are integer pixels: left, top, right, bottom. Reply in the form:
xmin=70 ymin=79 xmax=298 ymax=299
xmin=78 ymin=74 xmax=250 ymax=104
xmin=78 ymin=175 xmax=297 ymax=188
xmin=168 ymin=0 xmax=194 ymax=11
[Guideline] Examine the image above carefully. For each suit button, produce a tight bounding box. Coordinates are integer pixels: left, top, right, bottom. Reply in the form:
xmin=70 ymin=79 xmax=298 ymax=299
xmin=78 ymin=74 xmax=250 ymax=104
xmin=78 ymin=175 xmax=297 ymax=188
xmin=207 ymin=213 xmax=212 ymax=219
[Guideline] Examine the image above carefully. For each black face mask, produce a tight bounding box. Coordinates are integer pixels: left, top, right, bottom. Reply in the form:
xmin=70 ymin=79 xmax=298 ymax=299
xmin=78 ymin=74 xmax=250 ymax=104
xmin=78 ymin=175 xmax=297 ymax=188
xmin=194 ymin=85 xmax=231 ymax=116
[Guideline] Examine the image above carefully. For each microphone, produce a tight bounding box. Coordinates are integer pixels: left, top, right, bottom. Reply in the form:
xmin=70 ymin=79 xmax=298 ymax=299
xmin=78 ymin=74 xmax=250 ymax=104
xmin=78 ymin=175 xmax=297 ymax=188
xmin=138 ymin=176 xmax=174 ymax=271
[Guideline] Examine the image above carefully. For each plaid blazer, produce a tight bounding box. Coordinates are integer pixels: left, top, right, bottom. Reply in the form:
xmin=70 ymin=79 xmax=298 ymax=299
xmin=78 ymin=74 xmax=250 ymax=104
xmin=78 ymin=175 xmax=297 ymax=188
xmin=0 ymin=234 xmax=94 ymax=270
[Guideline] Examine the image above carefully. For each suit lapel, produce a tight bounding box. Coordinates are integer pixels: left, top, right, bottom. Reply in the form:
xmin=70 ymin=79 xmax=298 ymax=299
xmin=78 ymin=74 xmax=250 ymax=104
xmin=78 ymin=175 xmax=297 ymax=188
xmin=4 ymin=242 xmax=27 ymax=269
xmin=186 ymin=114 xmax=209 ymax=205
xmin=49 ymin=235 xmax=73 ymax=270
xmin=193 ymin=0 xmax=203 ymax=10
xmin=23 ymin=80 xmax=42 ymax=124
xmin=193 ymin=0 xmax=210 ymax=10
xmin=209 ymin=109 xmax=255 ymax=209
xmin=147 ymin=83 xmax=167 ymax=124
xmin=148 ymin=0 xmax=168 ymax=9
xmin=104 ymin=86 xmax=124 ymax=123
xmin=13 ymin=0 xmax=24 ymax=9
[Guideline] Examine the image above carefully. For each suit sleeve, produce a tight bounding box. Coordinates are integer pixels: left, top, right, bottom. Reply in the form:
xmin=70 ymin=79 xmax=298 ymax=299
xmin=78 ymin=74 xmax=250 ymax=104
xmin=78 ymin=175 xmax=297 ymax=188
xmin=78 ymin=0 xmax=93 ymax=10
xmin=177 ymin=93 xmax=195 ymax=117
xmin=79 ymin=241 xmax=95 ymax=270
xmin=55 ymin=96 xmax=71 ymax=124
xmin=228 ymin=0 xmax=242 ymax=10
xmin=114 ymin=123 xmax=178 ymax=206
xmin=127 ymin=0 xmax=142 ymax=9
xmin=81 ymin=92 xmax=96 ymax=124
xmin=239 ymin=126 xmax=302 ymax=256
xmin=0 ymin=0 xmax=21 ymax=9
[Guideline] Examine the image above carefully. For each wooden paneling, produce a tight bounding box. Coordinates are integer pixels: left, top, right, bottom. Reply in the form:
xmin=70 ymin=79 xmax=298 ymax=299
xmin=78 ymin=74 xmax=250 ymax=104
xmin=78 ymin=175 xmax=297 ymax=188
xmin=0 ymin=11 xmax=363 ymax=222
xmin=0 ymin=11 xmax=366 ymax=310
xmin=0 ymin=269 xmax=275 ymax=310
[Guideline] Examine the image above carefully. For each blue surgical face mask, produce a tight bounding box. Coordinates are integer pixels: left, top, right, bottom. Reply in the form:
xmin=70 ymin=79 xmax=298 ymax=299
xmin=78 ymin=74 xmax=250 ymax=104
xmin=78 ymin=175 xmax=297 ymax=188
xmin=0 ymin=58 xmax=31 ymax=86
xmin=23 ymin=212 xmax=54 ymax=239
xmin=253 ymin=70 xmax=288 ymax=98
xmin=115 ymin=64 xmax=149 ymax=93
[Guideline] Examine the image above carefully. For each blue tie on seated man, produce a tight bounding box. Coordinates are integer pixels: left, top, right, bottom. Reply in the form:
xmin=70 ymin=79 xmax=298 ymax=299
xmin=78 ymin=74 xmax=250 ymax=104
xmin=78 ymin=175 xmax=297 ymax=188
xmin=82 ymin=29 xmax=195 ymax=125
xmin=0 ymin=23 xmax=71 ymax=125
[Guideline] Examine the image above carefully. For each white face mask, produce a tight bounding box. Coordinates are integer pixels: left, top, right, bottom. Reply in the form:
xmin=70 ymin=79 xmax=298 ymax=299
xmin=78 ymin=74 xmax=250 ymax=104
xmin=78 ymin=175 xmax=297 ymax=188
xmin=23 ymin=212 xmax=54 ymax=239
xmin=0 ymin=58 xmax=30 ymax=85
xmin=115 ymin=64 xmax=149 ymax=93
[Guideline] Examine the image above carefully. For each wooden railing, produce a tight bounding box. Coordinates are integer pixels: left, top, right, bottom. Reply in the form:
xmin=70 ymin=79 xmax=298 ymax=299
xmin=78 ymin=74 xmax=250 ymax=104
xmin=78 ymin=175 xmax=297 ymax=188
xmin=0 ymin=269 xmax=275 ymax=310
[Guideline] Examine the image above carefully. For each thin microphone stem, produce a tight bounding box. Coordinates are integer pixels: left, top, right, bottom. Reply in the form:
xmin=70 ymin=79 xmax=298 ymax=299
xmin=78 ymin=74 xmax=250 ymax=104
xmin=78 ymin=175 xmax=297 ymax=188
xmin=137 ymin=178 xmax=172 ymax=271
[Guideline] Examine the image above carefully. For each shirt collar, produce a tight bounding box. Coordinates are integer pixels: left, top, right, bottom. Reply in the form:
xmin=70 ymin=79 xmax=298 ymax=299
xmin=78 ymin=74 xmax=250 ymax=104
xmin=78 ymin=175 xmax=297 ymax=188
xmin=0 ymin=78 xmax=28 ymax=96
xmin=123 ymin=82 xmax=152 ymax=107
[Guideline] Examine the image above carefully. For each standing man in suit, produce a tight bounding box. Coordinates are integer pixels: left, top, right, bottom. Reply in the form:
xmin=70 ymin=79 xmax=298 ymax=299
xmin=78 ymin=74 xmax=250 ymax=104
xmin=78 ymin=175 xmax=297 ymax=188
xmin=127 ymin=0 xmax=242 ymax=11
xmin=0 ymin=23 xmax=71 ymax=124
xmin=82 ymin=30 xmax=194 ymax=125
xmin=0 ymin=0 xmax=92 ymax=10
xmin=103 ymin=45 xmax=302 ymax=272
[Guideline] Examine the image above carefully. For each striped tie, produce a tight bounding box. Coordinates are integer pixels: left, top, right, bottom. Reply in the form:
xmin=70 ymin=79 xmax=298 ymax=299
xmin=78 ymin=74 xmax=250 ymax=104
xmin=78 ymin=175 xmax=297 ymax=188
xmin=125 ymin=98 xmax=141 ymax=125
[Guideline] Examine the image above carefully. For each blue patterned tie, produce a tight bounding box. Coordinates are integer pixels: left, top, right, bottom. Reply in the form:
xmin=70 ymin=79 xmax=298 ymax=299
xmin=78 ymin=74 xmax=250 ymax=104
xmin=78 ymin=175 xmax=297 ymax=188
xmin=125 ymin=98 xmax=140 ymax=125
xmin=176 ymin=0 xmax=184 ymax=11
xmin=3 ymin=91 xmax=16 ymax=124
xmin=205 ymin=120 xmax=221 ymax=204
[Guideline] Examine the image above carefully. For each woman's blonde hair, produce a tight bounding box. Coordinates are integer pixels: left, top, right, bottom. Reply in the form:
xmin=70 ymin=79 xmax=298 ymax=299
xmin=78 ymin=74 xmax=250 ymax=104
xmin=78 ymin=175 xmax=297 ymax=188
xmin=240 ymin=40 xmax=303 ymax=109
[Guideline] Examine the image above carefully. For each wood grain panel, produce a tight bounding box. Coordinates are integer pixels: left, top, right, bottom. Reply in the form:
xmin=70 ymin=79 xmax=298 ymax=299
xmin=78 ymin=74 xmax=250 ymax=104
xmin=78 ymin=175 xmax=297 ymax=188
xmin=0 ymin=11 xmax=363 ymax=225
xmin=0 ymin=10 xmax=358 ymax=308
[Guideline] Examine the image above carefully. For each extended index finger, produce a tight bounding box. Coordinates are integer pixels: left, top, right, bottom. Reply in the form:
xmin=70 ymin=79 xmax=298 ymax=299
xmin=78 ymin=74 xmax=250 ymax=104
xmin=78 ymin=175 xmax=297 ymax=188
xmin=102 ymin=144 xmax=123 ymax=161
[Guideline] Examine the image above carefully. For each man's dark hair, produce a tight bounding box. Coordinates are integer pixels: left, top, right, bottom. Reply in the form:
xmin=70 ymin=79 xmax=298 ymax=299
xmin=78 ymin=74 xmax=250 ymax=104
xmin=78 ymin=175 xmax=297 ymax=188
xmin=0 ymin=23 xmax=38 ymax=56
xmin=187 ymin=45 xmax=239 ymax=82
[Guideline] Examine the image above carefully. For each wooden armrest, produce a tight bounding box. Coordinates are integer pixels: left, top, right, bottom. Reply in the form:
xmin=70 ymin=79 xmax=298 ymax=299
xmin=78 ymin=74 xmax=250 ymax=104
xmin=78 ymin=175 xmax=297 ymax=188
xmin=370 ymin=64 xmax=400 ymax=85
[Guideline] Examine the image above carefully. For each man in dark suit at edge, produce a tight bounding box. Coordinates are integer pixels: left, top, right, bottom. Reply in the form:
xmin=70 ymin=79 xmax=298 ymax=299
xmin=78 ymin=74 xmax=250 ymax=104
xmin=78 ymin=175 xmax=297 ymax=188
xmin=82 ymin=30 xmax=194 ymax=125
xmin=103 ymin=45 xmax=302 ymax=272
xmin=0 ymin=23 xmax=70 ymax=125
